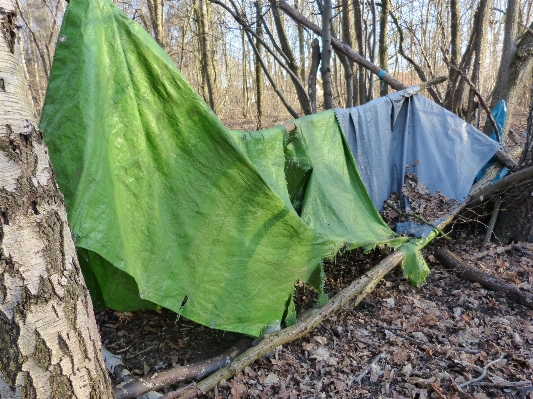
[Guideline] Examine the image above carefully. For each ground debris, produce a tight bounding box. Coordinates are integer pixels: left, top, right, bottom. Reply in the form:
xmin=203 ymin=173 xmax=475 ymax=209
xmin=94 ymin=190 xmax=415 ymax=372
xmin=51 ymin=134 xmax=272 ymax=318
xmin=381 ymin=173 xmax=460 ymax=229
xmin=97 ymin=235 xmax=533 ymax=398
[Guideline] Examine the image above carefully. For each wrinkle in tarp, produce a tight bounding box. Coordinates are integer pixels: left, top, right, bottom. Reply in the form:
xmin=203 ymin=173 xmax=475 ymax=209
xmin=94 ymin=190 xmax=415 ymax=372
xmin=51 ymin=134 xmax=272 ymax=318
xmin=40 ymin=0 xmax=409 ymax=337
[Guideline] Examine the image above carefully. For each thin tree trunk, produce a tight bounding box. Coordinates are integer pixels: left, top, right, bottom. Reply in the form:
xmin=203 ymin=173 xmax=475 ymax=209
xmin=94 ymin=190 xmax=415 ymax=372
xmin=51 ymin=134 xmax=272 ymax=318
xmin=308 ymin=38 xmax=320 ymax=114
xmin=340 ymin=0 xmax=354 ymax=107
xmin=241 ymin=26 xmax=249 ymax=118
xmin=0 ymin=2 xmax=113 ymax=397
xmin=353 ymin=0 xmax=366 ymax=105
xmin=255 ymin=0 xmax=263 ymax=128
xmin=270 ymin=0 xmax=311 ymax=114
xmin=486 ymin=0 xmax=520 ymax=136
xmin=295 ymin=0 xmax=306 ymax=82
xmin=378 ymin=0 xmax=389 ymax=96
xmin=199 ymin=0 xmax=216 ymax=112
xmin=446 ymin=0 xmax=460 ymax=107
xmin=321 ymin=0 xmax=333 ymax=109
xmin=147 ymin=0 xmax=166 ymax=51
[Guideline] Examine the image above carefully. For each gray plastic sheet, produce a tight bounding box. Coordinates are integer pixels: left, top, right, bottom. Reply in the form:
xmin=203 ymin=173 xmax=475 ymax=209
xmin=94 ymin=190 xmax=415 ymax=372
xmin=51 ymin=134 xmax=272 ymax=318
xmin=335 ymin=90 xmax=500 ymax=223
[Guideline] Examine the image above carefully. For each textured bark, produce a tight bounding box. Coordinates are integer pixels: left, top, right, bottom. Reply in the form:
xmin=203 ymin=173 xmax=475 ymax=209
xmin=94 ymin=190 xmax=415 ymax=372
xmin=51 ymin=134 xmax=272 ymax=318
xmin=488 ymin=5 xmax=533 ymax=139
xmin=0 ymin=2 xmax=114 ymax=398
xmin=494 ymin=84 xmax=533 ymax=243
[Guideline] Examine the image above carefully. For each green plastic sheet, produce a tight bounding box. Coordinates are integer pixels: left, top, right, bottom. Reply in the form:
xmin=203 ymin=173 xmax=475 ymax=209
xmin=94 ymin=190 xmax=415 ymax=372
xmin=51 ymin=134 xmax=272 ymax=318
xmin=40 ymin=0 xmax=420 ymax=337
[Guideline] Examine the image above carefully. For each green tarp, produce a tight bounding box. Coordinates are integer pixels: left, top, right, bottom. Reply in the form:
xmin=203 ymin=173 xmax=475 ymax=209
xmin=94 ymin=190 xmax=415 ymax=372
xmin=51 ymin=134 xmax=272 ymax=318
xmin=40 ymin=0 xmax=424 ymax=337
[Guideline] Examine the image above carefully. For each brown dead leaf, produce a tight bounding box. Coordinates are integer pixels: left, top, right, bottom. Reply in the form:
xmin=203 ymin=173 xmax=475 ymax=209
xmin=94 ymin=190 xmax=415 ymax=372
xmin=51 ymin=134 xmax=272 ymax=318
xmin=313 ymin=335 xmax=327 ymax=346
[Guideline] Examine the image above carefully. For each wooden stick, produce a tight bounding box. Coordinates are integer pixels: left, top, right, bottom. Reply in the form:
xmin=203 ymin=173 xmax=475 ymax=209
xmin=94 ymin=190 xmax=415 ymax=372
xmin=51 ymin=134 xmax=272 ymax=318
xmin=173 ymin=250 xmax=405 ymax=399
xmin=114 ymin=338 xmax=253 ymax=399
xmin=480 ymin=196 xmax=501 ymax=252
xmin=435 ymin=248 xmax=533 ymax=309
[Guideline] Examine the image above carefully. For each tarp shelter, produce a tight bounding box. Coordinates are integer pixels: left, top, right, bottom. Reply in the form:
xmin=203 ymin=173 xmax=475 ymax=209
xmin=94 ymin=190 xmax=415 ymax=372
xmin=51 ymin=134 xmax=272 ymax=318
xmin=40 ymin=0 xmax=499 ymax=337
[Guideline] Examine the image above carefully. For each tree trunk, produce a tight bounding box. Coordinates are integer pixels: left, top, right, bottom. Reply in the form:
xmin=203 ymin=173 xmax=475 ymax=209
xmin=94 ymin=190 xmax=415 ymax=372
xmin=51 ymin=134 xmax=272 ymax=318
xmin=147 ymin=0 xmax=166 ymax=51
xmin=321 ymin=0 xmax=333 ymax=109
xmin=488 ymin=1 xmax=533 ymax=139
xmin=199 ymin=0 xmax=216 ymax=112
xmin=295 ymin=0 xmax=305 ymax=82
xmin=444 ymin=0 xmax=493 ymax=116
xmin=339 ymin=0 xmax=354 ymax=108
xmin=308 ymin=38 xmax=320 ymax=114
xmin=0 ymin=2 xmax=113 ymax=398
xmin=241 ymin=25 xmax=249 ymax=118
xmin=353 ymin=0 xmax=366 ymax=105
xmin=378 ymin=0 xmax=389 ymax=96
xmin=255 ymin=0 xmax=263 ymax=128
xmin=495 ymin=83 xmax=533 ymax=243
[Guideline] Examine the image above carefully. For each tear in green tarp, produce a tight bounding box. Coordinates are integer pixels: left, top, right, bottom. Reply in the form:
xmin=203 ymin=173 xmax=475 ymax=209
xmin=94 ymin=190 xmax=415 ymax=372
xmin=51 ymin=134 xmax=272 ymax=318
xmin=40 ymin=0 xmax=424 ymax=337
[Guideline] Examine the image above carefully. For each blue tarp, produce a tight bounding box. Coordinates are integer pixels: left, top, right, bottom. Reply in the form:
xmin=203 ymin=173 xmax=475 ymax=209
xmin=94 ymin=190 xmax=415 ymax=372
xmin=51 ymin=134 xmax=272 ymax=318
xmin=335 ymin=89 xmax=500 ymax=233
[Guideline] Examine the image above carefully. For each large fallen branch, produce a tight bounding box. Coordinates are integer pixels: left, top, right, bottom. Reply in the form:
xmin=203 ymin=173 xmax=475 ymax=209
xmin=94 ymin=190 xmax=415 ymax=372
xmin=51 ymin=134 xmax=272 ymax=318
xmin=164 ymin=205 xmax=466 ymax=398
xmin=176 ymin=250 xmax=406 ymax=399
xmin=467 ymin=165 xmax=533 ymax=208
xmin=435 ymin=248 xmax=533 ymax=309
xmin=114 ymin=338 xmax=253 ymax=399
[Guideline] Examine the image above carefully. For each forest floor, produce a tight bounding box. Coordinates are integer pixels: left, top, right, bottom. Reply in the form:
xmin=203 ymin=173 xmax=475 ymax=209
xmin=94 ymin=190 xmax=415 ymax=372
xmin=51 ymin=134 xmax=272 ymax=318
xmin=96 ymin=115 xmax=533 ymax=399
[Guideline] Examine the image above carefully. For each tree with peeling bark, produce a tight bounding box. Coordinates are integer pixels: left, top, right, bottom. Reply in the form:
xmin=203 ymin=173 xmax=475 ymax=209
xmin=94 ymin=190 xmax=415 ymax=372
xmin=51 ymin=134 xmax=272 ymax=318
xmin=0 ymin=3 xmax=113 ymax=397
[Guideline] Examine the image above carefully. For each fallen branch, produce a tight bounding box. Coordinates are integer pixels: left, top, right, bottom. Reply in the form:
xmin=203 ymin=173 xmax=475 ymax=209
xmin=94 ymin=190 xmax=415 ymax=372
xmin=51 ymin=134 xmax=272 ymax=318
xmin=171 ymin=250 xmax=405 ymax=399
xmin=470 ymin=146 xmax=523 ymax=196
xmin=467 ymin=165 xmax=533 ymax=209
xmin=353 ymin=353 xmax=383 ymax=385
xmin=161 ymin=384 xmax=200 ymax=399
xmin=114 ymin=338 xmax=253 ymax=399
xmin=475 ymin=243 xmax=533 ymax=259
xmin=480 ymin=196 xmax=501 ymax=252
xmin=458 ymin=354 xmax=505 ymax=388
xmin=166 ymin=200 xmax=468 ymax=398
xmin=513 ymin=244 xmax=533 ymax=257
xmin=435 ymin=248 xmax=533 ymax=309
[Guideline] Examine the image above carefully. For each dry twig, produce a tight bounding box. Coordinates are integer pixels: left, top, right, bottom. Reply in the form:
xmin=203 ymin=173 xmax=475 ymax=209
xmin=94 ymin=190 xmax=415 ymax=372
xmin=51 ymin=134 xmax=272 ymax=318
xmin=353 ymin=354 xmax=383 ymax=385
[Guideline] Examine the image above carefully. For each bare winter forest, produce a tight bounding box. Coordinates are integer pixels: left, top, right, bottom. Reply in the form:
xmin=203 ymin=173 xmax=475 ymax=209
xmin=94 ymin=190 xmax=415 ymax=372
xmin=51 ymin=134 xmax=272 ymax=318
xmin=3 ymin=0 xmax=533 ymax=398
